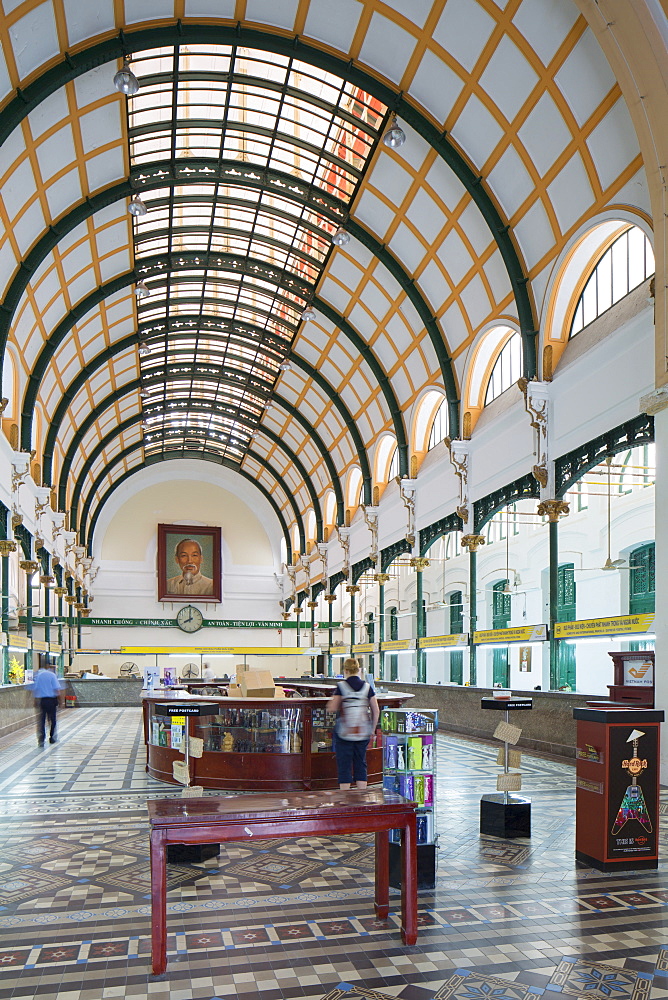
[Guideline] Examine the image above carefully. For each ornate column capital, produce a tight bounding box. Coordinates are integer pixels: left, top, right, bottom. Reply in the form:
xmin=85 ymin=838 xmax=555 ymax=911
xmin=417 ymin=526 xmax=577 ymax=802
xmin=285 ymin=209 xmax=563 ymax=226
xmin=80 ymin=608 xmax=91 ymax=618
xmin=324 ymin=594 xmax=337 ymax=604
xmin=374 ymin=573 xmax=390 ymax=585
xmin=19 ymin=560 xmax=39 ymax=574
xmin=346 ymin=584 xmax=360 ymax=595
xmin=307 ymin=600 xmax=318 ymax=609
xmin=460 ymin=533 xmax=486 ymax=553
xmin=409 ymin=557 xmax=430 ymax=571
xmin=0 ymin=540 xmax=17 ymax=557
xmin=40 ymin=575 xmax=54 ymax=586
xmin=537 ymin=499 xmax=570 ymax=522
xmin=53 ymin=586 xmax=67 ymax=597
xmin=64 ymin=595 xmax=77 ymax=605
xmin=281 ymin=611 xmax=291 ymax=620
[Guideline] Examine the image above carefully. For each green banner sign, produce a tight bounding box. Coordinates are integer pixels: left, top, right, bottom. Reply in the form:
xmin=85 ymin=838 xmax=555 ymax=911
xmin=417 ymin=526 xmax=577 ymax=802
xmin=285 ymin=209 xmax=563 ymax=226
xmin=25 ymin=616 xmax=342 ymax=630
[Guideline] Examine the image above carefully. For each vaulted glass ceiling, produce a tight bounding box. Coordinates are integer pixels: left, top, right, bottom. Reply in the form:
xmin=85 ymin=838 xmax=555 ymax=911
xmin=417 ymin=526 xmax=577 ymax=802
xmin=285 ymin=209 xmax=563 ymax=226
xmin=126 ymin=44 xmax=386 ymax=463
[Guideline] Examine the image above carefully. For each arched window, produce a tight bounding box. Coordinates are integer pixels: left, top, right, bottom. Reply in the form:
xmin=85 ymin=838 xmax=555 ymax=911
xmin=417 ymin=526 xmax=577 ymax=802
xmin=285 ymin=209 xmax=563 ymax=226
xmin=485 ymin=333 xmax=522 ymax=405
xmin=323 ymin=490 xmax=336 ymax=528
xmin=346 ymin=467 xmax=363 ymax=511
xmin=570 ymin=226 xmax=654 ymax=337
xmin=374 ymin=434 xmax=398 ymax=485
xmin=412 ymin=389 xmax=447 ymax=454
xmin=427 ymin=397 xmax=449 ymax=450
xmin=305 ymin=510 xmax=316 ymax=547
xmin=388 ymin=448 xmax=399 ymax=480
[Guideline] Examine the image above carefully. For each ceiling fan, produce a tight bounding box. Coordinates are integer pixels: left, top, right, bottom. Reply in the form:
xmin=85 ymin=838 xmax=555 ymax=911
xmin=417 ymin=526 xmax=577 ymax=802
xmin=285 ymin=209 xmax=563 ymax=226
xmin=576 ymin=457 xmax=628 ymax=571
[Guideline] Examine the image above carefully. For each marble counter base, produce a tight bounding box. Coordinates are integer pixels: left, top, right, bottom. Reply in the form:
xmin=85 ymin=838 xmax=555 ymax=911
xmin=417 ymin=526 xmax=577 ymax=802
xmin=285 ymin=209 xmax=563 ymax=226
xmin=0 ymin=685 xmax=35 ymax=739
xmin=68 ymin=678 xmax=143 ymax=707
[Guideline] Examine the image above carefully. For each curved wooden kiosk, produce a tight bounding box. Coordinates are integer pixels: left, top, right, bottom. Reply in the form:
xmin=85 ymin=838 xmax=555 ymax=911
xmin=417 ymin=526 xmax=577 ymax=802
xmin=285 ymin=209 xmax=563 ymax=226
xmin=143 ymin=688 xmax=413 ymax=791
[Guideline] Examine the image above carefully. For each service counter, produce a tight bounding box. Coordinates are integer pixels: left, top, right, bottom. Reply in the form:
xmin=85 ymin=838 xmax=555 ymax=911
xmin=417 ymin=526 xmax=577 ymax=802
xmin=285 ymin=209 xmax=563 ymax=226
xmin=142 ymin=690 xmax=413 ymax=791
xmin=276 ymin=679 xmax=597 ymax=759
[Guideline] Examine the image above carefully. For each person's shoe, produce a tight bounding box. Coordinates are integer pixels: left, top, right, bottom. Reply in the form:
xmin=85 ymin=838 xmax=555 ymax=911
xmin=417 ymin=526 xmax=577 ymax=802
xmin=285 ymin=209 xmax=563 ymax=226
xmin=37 ymin=741 xmax=44 ymax=748
xmin=49 ymin=737 xmax=57 ymax=744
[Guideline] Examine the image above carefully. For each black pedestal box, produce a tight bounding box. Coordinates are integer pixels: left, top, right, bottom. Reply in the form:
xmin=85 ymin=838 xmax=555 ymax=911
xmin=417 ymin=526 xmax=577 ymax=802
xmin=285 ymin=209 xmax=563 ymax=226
xmin=388 ymin=841 xmax=435 ymax=890
xmin=167 ymin=843 xmax=220 ymax=863
xmin=480 ymin=793 xmax=531 ymax=838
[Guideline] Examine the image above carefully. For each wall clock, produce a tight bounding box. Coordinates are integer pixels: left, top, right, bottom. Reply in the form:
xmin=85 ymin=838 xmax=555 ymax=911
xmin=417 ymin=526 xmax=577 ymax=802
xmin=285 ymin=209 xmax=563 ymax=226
xmin=176 ymin=606 xmax=203 ymax=632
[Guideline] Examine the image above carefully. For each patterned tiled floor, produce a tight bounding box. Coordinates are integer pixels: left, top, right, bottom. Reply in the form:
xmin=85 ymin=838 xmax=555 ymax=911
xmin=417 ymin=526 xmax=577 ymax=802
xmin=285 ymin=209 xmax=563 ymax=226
xmin=0 ymin=707 xmax=667 ymax=1000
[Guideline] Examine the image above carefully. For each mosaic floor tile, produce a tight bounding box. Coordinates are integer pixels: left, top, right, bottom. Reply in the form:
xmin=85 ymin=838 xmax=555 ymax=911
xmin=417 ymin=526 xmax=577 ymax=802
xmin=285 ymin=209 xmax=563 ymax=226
xmin=547 ymin=959 xmax=652 ymax=1000
xmin=0 ymin=708 xmax=667 ymax=1000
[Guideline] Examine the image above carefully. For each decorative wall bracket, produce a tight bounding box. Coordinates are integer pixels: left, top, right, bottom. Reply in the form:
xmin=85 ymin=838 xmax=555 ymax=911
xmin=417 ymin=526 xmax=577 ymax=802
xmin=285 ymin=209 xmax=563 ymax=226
xmin=445 ymin=438 xmax=471 ymax=523
xmin=362 ymin=505 xmax=379 ymax=566
xmin=399 ymin=478 xmax=417 ymax=549
xmin=518 ymin=378 xmax=552 ymax=497
xmin=336 ymin=525 xmax=351 ymax=578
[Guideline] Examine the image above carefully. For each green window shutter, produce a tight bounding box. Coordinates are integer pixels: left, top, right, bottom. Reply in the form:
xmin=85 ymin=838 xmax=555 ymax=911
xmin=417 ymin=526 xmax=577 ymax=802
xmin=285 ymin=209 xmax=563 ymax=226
xmin=449 ymin=591 xmax=464 ymax=634
xmin=629 ymin=543 xmax=655 ymax=614
xmin=557 ymin=563 xmax=576 ymax=622
xmin=492 ymin=581 xmax=511 ymax=628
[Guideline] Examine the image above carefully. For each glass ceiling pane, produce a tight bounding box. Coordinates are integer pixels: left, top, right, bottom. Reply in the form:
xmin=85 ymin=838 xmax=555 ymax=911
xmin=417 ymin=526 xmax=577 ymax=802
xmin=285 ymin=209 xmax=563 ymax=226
xmin=127 ymin=42 xmax=385 ymax=461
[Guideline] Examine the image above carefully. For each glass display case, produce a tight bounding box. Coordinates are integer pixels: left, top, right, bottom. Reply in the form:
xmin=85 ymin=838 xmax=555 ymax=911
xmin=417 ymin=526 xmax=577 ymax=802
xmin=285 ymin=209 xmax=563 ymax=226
xmin=382 ymin=707 xmax=438 ymax=888
xmin=192 ymin=705 xmax=303 ymax=754
xmin=142 ymin=691 xmax=413 ymax=792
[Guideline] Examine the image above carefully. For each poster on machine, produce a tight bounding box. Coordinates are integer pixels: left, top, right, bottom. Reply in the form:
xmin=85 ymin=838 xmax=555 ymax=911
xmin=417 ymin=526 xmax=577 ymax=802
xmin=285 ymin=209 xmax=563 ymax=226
xmin=607 ymin=724 xmax=659 ymax=861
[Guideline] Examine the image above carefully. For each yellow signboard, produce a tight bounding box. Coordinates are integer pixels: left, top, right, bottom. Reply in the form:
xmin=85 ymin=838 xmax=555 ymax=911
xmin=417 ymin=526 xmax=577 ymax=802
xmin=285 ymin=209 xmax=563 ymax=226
xmin=380 ymin=639 xmax=414 ymax=652
xmin=554 ymin=614 xmax=655 ymax=639
xmin=49 ymin=642 xmax=62 ymax=653
xmin=7 ymin=634 xmax=31 ymax=649
xmin=419 ymin=633 xmax=469 ymax=649
xmin=171 ymin=716 xmax=186 ymax=726
xmin=473 ymin=624 xmax=547 ymax=645
xmin=32 ymin=639 xmax=49 ymax=652
xmin=351 ymin=643 xmax=377 ymax=654
xmin=120 ymin=646 xmax=316 ymax=655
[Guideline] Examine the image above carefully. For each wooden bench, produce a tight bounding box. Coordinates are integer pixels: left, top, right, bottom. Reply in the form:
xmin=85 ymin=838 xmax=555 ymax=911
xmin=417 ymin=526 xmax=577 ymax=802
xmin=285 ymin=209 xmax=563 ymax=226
xmin=148 ymin=788 xmax=418 ymax=975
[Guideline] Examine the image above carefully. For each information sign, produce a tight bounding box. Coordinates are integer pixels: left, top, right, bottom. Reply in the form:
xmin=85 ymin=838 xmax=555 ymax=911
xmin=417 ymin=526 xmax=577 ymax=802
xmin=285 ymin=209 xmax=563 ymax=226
xmin=419 ymin=633 xmax=469 ymax=649
xmin=473 ymin=625 xmax=547 ymax=645
xmin=554 ymin=614 xmax=655 ymax=639
xmin=154 ymin=703 xmax=219 ymax=717
xmin=380 ymin=639 xmax=414 ymax=652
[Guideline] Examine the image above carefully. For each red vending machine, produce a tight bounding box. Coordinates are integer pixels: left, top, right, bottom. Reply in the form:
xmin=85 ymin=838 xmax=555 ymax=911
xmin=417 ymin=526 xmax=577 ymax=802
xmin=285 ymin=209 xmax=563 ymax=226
xmin=573 ymin=707 xmax=664 ymax=871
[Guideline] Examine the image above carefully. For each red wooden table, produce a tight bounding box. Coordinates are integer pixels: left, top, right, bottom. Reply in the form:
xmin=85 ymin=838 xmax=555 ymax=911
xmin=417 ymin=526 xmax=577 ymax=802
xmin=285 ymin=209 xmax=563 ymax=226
xmin=148 ymin=788 xmax=418 ymax=974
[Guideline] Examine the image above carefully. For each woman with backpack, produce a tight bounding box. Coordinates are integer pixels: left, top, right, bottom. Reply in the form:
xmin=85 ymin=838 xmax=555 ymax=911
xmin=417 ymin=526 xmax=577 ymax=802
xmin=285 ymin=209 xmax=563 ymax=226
xmin=327 ymin=658 xmax=380 ymax=790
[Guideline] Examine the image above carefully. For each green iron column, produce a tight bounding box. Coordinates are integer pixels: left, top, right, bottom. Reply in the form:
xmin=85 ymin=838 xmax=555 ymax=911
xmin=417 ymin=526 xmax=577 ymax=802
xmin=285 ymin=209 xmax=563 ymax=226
xmin=325 ymin=593 xmax=336 ymax=675
xmin=346 ymin=584 xmax=360 ymax=652
xmin=295 ymin=605 xmax=302 ymax=648
xmin=307 ymin=600 xmax=317 ymax=675
xmin=412 ymin=557 xmax=430 ymax=683
xmin=376 ymin=573 xmax=390 ymax=681
xmin=75 ymin=585 xmax=83 ymax=649
xmin=19 ymin=558 xmax=39 ymax=675
xmin=0 ymin=539 xmax=16 ymax=684
xmin=463 ymin=535 xmax=485 ymax=686
xmin=539 ymin=500 xmax=570 ymax=690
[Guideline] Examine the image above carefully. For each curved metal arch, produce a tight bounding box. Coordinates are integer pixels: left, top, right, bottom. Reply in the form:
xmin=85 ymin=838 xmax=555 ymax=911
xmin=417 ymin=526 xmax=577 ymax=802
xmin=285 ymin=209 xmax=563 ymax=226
xmin=64 ymin=408 xmax=321 ymax=545
xmin=312 ymin=294 xmax=410 ymax=477
xmin=78 ymin=439 xmax=305 ymax=552
xmin=56 ymin=337 xmax=371 ymax=514
xmin=0 ymin=24 xmax=536 ymax=381
xmin=29 ymin=271 xmax=398 ymax=495
xmin=44 ymin=339 xmax=343 ymax=529
xmin=85 ymin=451 xmax=293 ymax=563
xmin=472 ymin=472 xmax=540 ymax=533
xmin=13 ymin=172 xmax=411 ymax=466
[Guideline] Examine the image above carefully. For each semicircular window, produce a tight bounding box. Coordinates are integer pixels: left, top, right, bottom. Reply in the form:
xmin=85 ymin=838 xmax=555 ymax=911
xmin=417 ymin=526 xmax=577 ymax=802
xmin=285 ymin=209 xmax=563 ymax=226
xmin=570 ymin=226 xmax=654 ymax=338
xmin=127 ymin=44 xmax=387 ymax=461
xmin=484 ymin=332 xmax=522 ymax=406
